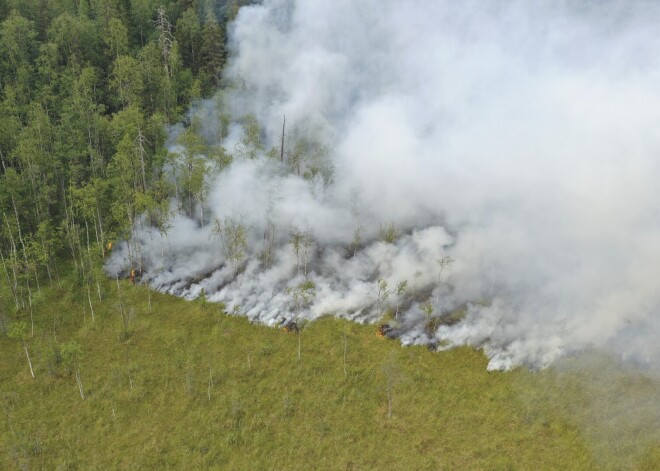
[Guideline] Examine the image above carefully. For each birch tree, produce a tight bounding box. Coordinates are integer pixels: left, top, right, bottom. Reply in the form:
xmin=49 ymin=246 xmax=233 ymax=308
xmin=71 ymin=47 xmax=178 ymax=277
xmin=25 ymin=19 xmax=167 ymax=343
xmin=420 ymin=299 xmax=434 ymax=335
xmin=394 ymin=280 xmax=408 ymax=319
xmin=213 ymin=216 xmax=248 ymax=276
xmin=61 ymin=340 xmax=84 ymax=400
xmin=9 ymin=321 xmax=34 ymax=378
xmin=435 ymin=255 xmax=454 ymax=304
xmin=374 ymin=278 xmax=391 ymax=319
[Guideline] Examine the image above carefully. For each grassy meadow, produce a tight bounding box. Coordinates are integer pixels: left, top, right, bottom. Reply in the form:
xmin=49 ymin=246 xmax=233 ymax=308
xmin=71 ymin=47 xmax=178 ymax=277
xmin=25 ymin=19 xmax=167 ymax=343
xmin=1 ymin=274 xmax=658 ymax=470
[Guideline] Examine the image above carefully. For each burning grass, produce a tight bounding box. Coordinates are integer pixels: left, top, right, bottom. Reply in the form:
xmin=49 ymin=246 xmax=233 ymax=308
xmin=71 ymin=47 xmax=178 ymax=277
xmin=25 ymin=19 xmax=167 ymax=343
xmin=0 ymin=273 xmax=657 ymax=470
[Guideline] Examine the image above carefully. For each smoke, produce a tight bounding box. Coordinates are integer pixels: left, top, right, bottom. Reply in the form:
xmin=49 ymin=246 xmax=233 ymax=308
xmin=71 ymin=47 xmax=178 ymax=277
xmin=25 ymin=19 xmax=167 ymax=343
xmin=107 ymin=0 xmax=660 ymax=371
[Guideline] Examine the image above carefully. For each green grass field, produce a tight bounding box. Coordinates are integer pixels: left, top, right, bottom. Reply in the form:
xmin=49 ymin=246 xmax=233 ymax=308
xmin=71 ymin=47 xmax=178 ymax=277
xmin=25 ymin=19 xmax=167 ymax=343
xmin=1 ymin=275 xmax=658 ymax=470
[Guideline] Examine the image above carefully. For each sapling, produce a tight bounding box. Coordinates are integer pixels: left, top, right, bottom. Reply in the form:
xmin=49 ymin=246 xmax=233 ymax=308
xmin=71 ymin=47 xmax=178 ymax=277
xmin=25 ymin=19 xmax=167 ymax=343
xmin=235 ymin=114 xmax=261 ymax=159
xmin=61 ymin=341 xmax=84 ymax=400
xmin=435 ymin=255 xmax=454 ymax=304
xmin=394 ymin=280 xmax=408 ymax=319
xmin=420 ymin=299 xmax=434 ymax=334
xmin=213 ymin=216 xmax=248 ymax=276
xmin=350 ymin=226 xmax=362 ymax=258
xmin=285 ymin=280 xmax=316 ymax=361
xmin=379 ymin=222 xmax=398 ymax=244
xmin=374 ymin=278 xmax=391 ymax=318
xmin=9 ymin=321 xmax=34 ymax=378
xmin=301 ymin=231 xmax=314 ymax=277
xmin=262 ymin=220 xmax=276 ymax=268
xmin=289 ymin=228 xmax=304 ymax=276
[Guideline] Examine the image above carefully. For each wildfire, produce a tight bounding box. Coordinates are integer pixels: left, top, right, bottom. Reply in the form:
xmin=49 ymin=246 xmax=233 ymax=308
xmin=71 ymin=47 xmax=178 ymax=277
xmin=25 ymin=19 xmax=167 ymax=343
xmin=282 ymin=321 xmax=299 ymax=333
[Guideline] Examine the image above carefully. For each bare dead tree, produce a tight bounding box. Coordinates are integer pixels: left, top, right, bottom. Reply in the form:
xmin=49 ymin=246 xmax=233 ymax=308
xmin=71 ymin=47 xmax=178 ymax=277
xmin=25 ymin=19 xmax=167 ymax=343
xmin=342 ymin=332 xmax=348 ymax=378
xmin=9 ymin=322 xmax=34 ymax=378
xmin=280 ymin=115 xmax=286 ymax=163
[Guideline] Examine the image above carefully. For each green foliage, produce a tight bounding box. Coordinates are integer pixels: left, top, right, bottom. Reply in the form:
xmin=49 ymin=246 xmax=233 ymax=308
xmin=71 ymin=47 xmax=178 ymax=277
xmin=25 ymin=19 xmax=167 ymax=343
xmin=349 ymin=226 xmax=362 ymax=257
xmin=59 ymin=340 xmax=82 ymax=374
xmin=175 ymin=8 xmax=202 ymax=73
xmin=105 ymin=17 xmax=128 ymax=58
xmin=8 ymin=320 xmax=28 ymax=342
xmin=374 ymin=278 xmax=390 ymax=318
xmin=212 ymin=216 xmax=248 ymax=274
xmin=235 ymin=113 xmax=261 ymax=159
xmin=200 ymin=11 xmax=224 ymax=89
xmin=378 ymin=221 xmax=399 ymax=244
xmin=0 ymin=11 xmax=37 ymax=73
xmin=47 ymin=13 xmax=102 ymax=67
xmin=175 ymin=119 xmax=209 ymax=219
xmin=286 ymin=280 xmax=317 ymax=317
xmin=0 ymin=0 xmax=232 ymax=290
xmin=420 ymin=299 xmax=434 ymax=333
xmin=111 ymin=55 xmax=144 ymax=107
xmin=289 ymin=227 xmax=314 ymax=277
xmin=420 ymin=299 xmax=433 ymax=318
xmin=288 ymin=138 xmax=308 ymax=175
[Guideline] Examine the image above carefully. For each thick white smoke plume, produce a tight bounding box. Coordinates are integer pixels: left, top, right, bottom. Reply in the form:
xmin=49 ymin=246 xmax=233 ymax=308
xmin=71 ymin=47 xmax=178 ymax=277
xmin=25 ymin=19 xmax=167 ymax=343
xmin=108 ymin=0 xmax=660 ymax=370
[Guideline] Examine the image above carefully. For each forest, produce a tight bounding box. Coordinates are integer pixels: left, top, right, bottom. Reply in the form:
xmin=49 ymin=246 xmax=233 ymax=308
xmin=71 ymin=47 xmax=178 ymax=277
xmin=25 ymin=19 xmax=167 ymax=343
xmin=0 ymin=0 xmax=238 ymax=323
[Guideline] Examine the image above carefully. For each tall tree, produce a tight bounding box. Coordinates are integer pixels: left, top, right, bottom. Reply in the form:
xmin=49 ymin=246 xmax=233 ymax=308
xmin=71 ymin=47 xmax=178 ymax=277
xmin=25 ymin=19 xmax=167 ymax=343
xmin=111 ymin=55 xmax=144 ymax=108
xmin=0 ymin=11 xmax=37 ymax=78
xmin=128 ymin=0 xmax=157 ymax=46
xmin=47 ymin=12 xmax=102 ymax=67
xmin=105 ymin=16 xmax=128 ymax=60
xmin=175 ymin=120 xmax=208 ymax=221
xmin=175 ymin=8 xmax=202 ymax=73
xmin=199 ymin=11 xmax=224 ymax=88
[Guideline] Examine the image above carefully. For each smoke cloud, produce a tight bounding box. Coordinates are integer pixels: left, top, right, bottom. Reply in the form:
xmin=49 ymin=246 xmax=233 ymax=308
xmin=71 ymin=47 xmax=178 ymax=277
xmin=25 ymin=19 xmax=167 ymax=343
xmin=107 ymin=0 xmax=660 ymax=370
